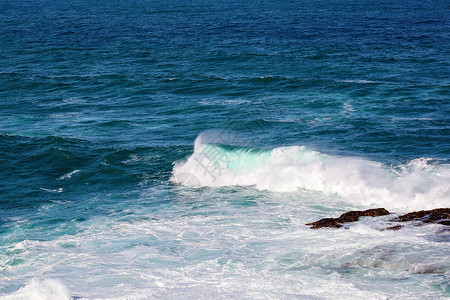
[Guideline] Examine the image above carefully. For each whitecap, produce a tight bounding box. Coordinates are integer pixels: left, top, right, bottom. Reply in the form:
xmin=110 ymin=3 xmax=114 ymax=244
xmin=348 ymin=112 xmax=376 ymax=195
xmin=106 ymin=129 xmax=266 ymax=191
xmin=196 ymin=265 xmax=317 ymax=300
xmin=57 ymin=170 xmax=80 ymax=180
xmin=40 ymin=188 xmax=63 ymax=193
xmin=171 ymin=132 xmax=450 ymax=211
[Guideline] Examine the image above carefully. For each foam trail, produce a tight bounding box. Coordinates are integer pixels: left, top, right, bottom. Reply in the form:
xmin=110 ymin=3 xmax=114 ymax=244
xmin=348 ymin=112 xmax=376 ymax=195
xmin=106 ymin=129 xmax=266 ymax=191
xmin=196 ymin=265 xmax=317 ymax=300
xmin=57 ymin=169 xmax=80 ymax=180
xmin=171 ymin=133 xmax=450 ymax=211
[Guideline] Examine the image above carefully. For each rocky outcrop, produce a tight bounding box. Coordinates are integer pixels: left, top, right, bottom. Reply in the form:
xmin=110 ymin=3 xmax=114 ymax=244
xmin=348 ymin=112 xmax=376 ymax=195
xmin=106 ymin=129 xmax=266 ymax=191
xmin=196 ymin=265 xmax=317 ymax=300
xmin=390 ymin=208 xmax=450 ymax=226
xmin=306 ymin=208 xmax=450 ymax=229
xmin=306 ymin=208 xmax=390 ymax=229
xmin=306 ymin=218 xmax=343 ymax=229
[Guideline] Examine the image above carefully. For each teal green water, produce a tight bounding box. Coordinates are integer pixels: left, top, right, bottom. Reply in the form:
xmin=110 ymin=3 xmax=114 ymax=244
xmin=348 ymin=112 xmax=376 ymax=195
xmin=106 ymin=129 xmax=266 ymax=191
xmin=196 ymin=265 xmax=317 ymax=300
xmin=199 ymin=144 xmax=272 ymax=170
xmin=0 ymin=0 xmax=449 ymax=298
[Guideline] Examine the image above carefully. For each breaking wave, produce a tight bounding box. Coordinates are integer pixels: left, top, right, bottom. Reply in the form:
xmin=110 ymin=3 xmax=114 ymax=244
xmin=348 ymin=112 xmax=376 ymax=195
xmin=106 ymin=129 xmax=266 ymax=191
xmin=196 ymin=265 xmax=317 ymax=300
xmin=171 ymin=132 xmax=450 ymax=211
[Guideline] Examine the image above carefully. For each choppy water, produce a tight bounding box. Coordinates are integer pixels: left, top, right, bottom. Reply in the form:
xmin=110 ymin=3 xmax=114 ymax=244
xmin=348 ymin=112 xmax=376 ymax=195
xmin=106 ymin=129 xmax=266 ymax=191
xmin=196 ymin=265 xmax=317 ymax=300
xmin=1 ymin=0 xmax=449 ymax=299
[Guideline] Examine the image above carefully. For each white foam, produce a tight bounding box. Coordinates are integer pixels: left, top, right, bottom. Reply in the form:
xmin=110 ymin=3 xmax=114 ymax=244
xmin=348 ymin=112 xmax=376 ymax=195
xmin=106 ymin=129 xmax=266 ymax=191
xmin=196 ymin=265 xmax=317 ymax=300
xmin=1 ymin=278 xmax=71 ymax=300
xmin=172 ymin=134 xmax=450 ymax=211
xmin=1 ymin=193 xmax=447 ymax=299
xmin=338 ymin=79 xmax=382 ymax=84
xmin=198 ymin=99 xmax=251 ymax=106
xmin=57 ymin=170 xmax=80 ymax=180
xmin=40 ymin=188 xmax=63 ymax=193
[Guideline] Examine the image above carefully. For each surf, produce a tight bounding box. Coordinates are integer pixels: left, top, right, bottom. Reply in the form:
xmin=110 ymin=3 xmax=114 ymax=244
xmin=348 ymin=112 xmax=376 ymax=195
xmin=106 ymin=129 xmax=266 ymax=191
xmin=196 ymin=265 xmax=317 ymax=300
xmin=171 ymin=132 xmax=450 ymax=211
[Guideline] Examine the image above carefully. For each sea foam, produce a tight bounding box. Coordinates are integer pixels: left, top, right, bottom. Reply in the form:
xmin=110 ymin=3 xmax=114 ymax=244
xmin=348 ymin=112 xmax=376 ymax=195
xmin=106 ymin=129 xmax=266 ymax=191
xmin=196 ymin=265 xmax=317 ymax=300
xmin=1 ymin=279 xmax=71 ymax=300
xmin=171 ymin=132 xmax=450 ymax=211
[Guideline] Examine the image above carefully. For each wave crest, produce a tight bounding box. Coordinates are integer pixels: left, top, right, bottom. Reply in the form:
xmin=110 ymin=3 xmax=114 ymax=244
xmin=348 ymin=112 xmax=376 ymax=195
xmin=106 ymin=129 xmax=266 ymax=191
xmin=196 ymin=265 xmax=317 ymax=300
xmin=171 ymin=133 xmax=450 ymax=211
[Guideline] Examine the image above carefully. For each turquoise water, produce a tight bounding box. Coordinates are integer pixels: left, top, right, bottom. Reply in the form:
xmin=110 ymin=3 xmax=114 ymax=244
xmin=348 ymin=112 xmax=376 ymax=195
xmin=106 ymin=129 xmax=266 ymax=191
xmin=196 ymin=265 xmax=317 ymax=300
xmin=1 ymin=0 xmax=449 ymax=298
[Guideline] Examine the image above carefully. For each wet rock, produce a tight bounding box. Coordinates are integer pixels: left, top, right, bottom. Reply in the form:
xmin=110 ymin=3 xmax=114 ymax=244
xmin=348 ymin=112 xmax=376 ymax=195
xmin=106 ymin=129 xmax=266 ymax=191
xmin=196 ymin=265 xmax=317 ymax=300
xmin=306 ymin=208 xmax=390 ymax=229
xmin=306 ymin=218 xmax=343 ymax=229
xmin=306 ymin=208 xmax=450 ymax=230
xmin=339 ymin=208 xmax=390 ymax=222
xmin=428 ymin=227 xmax=450 ymax=243
xmin=383 ymin=225 xmax=403 ymax=231
xmin=390 ymin=208 xmax=450 ymax=226
xmin=414 ymin=266 xmax=445 ymax=274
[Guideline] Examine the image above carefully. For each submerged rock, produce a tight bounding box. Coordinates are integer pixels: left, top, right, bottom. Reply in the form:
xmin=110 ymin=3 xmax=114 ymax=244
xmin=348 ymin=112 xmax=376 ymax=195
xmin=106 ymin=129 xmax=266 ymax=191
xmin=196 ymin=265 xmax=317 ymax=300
xmin=306 ymin=208 xmax=390 ymax=229
xmin=341 ymin=245 xmax=447 ymax=274
xmin=390 ymin=208 xmax=450 ymax=226
xmin=382 ymin=225 xmax=403 ymax=231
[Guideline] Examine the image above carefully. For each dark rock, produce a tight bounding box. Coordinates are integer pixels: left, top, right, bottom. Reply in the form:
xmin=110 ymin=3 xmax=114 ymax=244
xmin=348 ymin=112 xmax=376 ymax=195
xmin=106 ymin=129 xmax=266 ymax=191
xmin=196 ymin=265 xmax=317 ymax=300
xmin=306 ymin=208 xmax=450 ymax=230
xmin=390 ymin=208 xmax=450 ymax=226
xmin=414 ymin=266 xmax=445 ymax=274
xmin=305 ymin=218 xmax=342 ymax=229
xmin=339 ymin=208 xmax=390 ymax=222
xmin=306 ymin=208 xmax=390 ymax=229
xmin=383 ymin=225 xmax=403 ymax=231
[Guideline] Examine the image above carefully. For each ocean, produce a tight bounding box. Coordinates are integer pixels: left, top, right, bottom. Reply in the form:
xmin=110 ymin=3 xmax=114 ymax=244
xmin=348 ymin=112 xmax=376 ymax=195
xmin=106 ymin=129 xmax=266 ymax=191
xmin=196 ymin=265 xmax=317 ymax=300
xmin=0 ymin=0 xmax=449 ymax=299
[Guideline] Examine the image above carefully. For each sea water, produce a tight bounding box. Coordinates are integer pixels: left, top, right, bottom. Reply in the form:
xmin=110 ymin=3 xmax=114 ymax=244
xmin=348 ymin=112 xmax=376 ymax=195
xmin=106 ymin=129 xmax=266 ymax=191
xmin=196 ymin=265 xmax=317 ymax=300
xmin=0 ymin=0 xmax=449 ymax=299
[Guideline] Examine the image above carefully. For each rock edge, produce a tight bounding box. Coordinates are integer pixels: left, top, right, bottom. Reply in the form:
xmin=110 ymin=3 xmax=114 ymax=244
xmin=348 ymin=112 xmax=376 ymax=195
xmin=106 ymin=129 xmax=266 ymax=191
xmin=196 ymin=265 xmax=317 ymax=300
xmin=306 ymin=208 xmax=389 ymax=229
xmin=306 ymin=208 xmax=450 ymax=229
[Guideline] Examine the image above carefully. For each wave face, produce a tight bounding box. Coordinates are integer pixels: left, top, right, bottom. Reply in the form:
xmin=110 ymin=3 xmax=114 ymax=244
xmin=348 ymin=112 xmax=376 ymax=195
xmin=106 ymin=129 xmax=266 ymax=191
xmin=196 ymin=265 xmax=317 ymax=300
xmin=172 ymin=133 xmax=450 ymax=211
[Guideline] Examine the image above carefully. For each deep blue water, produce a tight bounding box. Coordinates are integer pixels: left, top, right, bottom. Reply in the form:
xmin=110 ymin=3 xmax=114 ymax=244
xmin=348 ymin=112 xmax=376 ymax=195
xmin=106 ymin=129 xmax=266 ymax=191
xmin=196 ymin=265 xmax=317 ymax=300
xmin=0 ymin=0 xmax=449 ymax=298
